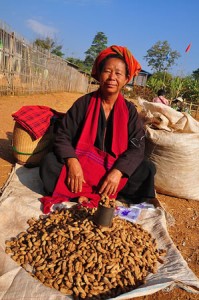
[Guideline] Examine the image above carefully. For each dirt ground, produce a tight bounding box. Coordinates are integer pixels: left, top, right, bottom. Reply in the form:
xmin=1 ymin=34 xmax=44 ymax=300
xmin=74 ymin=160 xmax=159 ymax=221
xmin=0 ymin=92 xmax=198 ymax=300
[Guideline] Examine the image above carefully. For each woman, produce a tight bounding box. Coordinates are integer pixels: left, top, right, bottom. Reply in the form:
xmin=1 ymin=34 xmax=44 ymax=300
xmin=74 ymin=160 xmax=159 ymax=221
xmin=40 ymin=45 xmax=156 ymax=213
xmin=152 ymin=89 xmax=170 ymax=106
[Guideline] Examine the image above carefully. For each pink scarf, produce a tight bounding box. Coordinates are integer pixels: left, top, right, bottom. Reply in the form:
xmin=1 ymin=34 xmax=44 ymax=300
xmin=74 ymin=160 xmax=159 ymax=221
xmin=41 ymin=91 xmax=129 ymax=213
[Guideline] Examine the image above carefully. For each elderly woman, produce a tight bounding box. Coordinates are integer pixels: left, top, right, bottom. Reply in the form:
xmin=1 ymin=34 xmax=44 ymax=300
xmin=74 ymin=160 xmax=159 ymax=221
xmin=40 ymin=45 xmax=156 ymax=213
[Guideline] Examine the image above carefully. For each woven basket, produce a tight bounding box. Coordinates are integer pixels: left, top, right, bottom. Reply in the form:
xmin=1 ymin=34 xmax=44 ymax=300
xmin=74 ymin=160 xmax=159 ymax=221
xmin=12 ymin=122 xmax=54 ymax=167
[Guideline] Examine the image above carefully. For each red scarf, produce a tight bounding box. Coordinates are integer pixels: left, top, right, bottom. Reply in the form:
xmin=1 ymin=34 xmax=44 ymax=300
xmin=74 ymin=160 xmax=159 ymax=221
xmin=41 ymin=91 xmax=129 ymax=213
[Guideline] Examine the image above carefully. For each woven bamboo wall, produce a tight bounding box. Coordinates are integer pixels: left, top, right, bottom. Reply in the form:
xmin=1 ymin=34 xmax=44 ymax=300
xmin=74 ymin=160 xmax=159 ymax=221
xmin=0 ymin=20 xmax=89 ymax=95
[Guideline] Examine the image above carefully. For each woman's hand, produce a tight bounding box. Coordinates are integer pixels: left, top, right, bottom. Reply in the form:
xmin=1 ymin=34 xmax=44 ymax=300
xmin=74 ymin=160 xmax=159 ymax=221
xmin=65 ymin=158 xmax=85 ymax=193
xmin=99 ymin=169 xmax=123 ymax=196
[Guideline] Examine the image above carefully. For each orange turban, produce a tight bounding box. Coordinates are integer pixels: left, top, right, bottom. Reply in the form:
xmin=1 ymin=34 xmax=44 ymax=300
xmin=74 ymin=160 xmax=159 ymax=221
xmin=91 ymin=45 xmax=141 ymax=82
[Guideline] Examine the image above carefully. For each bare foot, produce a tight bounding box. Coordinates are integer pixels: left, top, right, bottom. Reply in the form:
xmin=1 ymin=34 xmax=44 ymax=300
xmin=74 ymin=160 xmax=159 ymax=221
xmin=78 ymin=196 xmax=89 ymax=204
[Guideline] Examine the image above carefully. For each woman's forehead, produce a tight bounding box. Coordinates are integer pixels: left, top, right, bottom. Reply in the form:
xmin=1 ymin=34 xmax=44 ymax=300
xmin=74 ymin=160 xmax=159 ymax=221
xmin=103 ymin=57 xmax=126 ymax=68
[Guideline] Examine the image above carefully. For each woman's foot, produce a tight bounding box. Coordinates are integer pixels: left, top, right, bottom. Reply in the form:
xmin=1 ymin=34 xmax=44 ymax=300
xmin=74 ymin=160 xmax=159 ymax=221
xmin=78 ymin=196 xmax=89 ymax=204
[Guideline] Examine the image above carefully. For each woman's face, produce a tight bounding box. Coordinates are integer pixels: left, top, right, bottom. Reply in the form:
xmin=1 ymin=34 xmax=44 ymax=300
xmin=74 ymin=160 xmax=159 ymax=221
xmin=99 ymin=57 xmax=129 ymax=95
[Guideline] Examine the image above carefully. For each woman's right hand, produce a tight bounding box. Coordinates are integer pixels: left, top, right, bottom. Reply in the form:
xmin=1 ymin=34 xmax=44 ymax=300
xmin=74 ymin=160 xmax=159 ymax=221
xmin=65 ymin=158 xmax=85 ymax=193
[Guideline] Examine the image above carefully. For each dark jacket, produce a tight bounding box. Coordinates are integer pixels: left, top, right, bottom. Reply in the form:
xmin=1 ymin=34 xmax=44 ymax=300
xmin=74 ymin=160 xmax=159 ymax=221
xmin=54 ymin=92 xmax=145 ymax=177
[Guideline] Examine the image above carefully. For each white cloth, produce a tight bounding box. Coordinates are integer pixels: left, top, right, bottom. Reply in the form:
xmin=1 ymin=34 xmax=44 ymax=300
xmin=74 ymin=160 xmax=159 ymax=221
xmin=0 ymin=165 xmax=199 ymax=299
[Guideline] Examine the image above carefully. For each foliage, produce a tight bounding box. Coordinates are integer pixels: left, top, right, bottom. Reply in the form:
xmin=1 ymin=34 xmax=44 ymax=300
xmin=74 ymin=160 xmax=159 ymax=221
xmin=144 ymin=41 xmax=181 ymax=72
xmin=33 ymin=37 xmax=64 ymax=57
xmin=51 ymin=45 xmax=64 ymax=57
xmin=146 ymin=72 xmax=173 ymax=95
xmin=84 ymin=32 xmax=108 ymax=73
xmin=33 ymin=37 xmax=53 ymax=50
xmin=152 ymin=71 xmax=173 ymax=86
xmin=134 ymin=70 xmax=199 ymax=104
xmin=66 ymin=57 xmax=86 ymax=71
xmin=169 ymin=77 xmax=184 ymax=99
xmin=192 ymin=68 xmax=199 ymax=81
xmin=143 ymin=75 xmax=199 ymax=104
xmin=181 ymin=77 xmax=199 ymax=103
xmin=166 ymin=76 xmax=199 ymax=103
xmin=146 ymin=77 xmax=164 ymax=94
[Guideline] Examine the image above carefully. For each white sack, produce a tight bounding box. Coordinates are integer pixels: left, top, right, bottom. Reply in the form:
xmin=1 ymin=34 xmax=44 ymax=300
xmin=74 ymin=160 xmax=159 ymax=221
xmin=0 ymin=165 xmax=199 ymax=300
xmin=139 ymin=99 xmax=199 ymax=200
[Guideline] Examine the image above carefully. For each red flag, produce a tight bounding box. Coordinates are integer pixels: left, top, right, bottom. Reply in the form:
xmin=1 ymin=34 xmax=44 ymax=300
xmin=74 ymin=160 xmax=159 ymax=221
xmin=185 ymin=43 xmax=191 ymax=53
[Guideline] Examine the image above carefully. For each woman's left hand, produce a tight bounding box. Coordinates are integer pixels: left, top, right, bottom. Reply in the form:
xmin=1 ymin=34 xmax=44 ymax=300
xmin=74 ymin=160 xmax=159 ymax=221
xmin=99 ymin=169 xmax=123 ymax=196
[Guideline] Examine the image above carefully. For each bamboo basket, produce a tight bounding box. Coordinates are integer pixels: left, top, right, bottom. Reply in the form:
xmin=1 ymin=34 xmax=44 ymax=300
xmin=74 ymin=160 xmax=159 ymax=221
xmin=12 ymin=122 xmax=54 ymax=167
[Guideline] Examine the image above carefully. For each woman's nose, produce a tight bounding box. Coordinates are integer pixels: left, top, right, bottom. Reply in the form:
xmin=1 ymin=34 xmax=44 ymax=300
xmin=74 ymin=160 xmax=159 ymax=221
xmin=108 ymin=71 xmax=116 ymax=79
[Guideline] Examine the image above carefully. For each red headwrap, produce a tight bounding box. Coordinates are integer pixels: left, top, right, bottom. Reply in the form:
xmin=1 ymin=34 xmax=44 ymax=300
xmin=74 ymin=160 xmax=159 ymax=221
xmin=91 ymin=45 xmax=141 ymax=82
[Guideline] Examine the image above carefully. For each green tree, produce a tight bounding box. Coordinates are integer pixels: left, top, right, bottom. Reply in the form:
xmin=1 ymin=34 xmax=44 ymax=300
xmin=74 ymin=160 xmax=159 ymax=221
xmin=181 ymin=76 xmax=199 ymax=103
xmin=66 ymin=57 xmax=86 ymax=72
xmin=147 ymin=71 xmax=173 ymax=96
xmin=192 ymin=68 xmax=199 ymax=81
xmin=144 ymin=41 xmax=180 ymax=72
xmin=33 ymin=37 xmax=64 ymax=57
xmin=169 ymin=77 xmax=184 ymax=99
xmin=146 ymin=76 xmax=165 ymax=94
xmin=84 ymin=32 xmax=108 ymax=72
xmin=51 ymin=45 xmax=64 ymax=57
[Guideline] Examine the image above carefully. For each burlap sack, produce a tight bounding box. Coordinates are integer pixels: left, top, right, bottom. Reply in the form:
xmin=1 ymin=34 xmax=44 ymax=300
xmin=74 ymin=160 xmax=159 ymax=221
xmin=139 ymin=99 xmax=199 ymax=200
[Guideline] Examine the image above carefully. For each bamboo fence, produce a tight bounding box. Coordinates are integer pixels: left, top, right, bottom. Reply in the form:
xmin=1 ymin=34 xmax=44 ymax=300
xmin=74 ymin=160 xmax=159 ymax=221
xmin=0 ymin=20 xmax=89 ymax=95
xmin=188 ymin=103 xmax=199 ymax=120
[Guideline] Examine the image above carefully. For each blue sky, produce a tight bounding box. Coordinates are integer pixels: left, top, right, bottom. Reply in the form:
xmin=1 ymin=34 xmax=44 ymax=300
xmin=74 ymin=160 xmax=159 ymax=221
xmin=1 ymin=0 xmax=198 ymax=76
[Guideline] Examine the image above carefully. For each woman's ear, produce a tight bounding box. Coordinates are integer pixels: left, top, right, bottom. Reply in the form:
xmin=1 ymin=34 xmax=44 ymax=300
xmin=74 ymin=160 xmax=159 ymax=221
xmin=124 ymin=75 xmax=130 ymax=86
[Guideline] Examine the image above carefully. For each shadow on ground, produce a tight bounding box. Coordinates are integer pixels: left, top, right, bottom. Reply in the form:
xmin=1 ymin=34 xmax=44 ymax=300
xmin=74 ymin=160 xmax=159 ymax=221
xmin=0 ymin=132 xmax=15 ymax=164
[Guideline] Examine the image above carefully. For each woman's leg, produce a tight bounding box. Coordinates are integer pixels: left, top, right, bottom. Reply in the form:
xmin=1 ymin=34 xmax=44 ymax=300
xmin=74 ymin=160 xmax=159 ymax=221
xmin=118 ymin=159 xmax=156 ymax=204
xmin=39 ymin=152 xmax=64 ymax=195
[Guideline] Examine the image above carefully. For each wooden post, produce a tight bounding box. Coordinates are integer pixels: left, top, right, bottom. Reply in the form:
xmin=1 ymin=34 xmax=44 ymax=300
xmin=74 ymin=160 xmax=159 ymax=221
xmin=9 ymin=32 xmax=15 ymax=95
xmin=189 ymin=102 xmax=192 ymax=116
xmin=196 ymin=105 xmax=199 ymax=119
